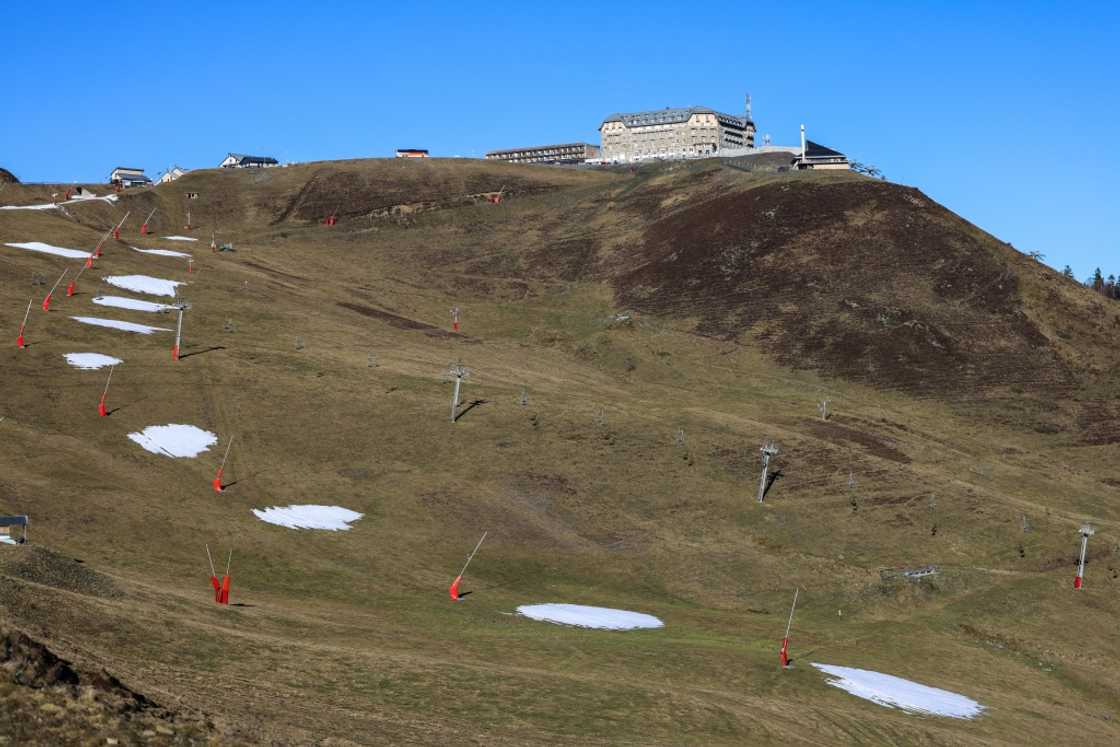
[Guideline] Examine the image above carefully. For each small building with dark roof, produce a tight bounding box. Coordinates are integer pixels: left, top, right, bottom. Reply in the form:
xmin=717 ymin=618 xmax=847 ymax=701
xmin=219 ymin=153 xmax=280 ymax=168
xmin=109 ymin=167 xmax=152 ymax=187
xmin=395 ymin=149 xmax=429 ymax=158
xmin=796 ymin=140 xmax=850 ymax=171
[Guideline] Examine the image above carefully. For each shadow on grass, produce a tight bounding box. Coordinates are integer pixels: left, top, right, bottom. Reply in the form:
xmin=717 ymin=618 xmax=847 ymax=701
xmin=453 ymin=399 xmax=489 ymax=422
xmin=763 ymin=470 xmax=784 ymax=499
xmin=179 ymin=346 xmax=226 ymax=360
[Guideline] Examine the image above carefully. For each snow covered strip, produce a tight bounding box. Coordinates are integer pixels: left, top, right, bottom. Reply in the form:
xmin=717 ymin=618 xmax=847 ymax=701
xmin=131 ymin=246 xmax=192 ymax=258
xmin=4 ymin=241 xmax=91 ymax=259
xmin=252 ymin=505 xmax=364 ymax=531
xmin=161 ymin=235 xmax=198 ymax=242
xmin=127 ymin=424 xmax=217 ymax=458
xmin=70 ymin=316 xmax=172 ymax=335
xmin=63 ymin=353 xmax=123 ymax=370
xmin=812 ymin=664 xmax=985 ymax=719
xmin=516 ymin=604 xmax=664 ymax=630
xmin=93 ymin=295 xmax=174 ymax=313
xmin=103 ymin=275 xmax=183 ymax=297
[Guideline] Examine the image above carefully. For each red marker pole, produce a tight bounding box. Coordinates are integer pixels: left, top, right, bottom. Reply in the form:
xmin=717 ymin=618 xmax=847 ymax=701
xmin=98 ymin=365 xmax=114 ymax=417
xmin=108 ymin=211 xmax=130 ymax=245
xmin=172 ymin=306 xmax=184 ymax=361
xmin=220 ymin=550 xmax=232 ymax=605
xmin=206 ymin=545 xmax=221 ymax=603
xmin=449 ymin=531 xmax=487 ymax=600
xmin=67 ymin=263 xmax=88 ymax=297
xmin=450 ymin=306 xmax=461 ymax=333
xmin=91 ymin=224 xmax=114 ymax=261
xmin=17 ymin=299 xmax=32 ymax=348
xmin=213 ymin=435 xmax=234 ymax=493
xmin=780 ymin=587 xmax=799 ymax=669
xmin=187 ymin=258 xmax=194 ymax=274
xmin=140 ymin=207 xmax=157 ymax=236
xmin=41 ymin=269 xmax=69 ymax=311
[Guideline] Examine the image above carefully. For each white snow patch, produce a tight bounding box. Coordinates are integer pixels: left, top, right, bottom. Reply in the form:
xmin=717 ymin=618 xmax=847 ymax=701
xmin=161 ymin=235 xmax=198 ymax=242
xmin=516 ymin=604 xmax=664 ymax=630
xmin=70 ymin=316 xmax=171 ymax=335
xmin=127 ymin=424 xmax=217 ymax=458
xmin=103 ymin=275 xmax=183 ymax=297
xmin=131 ymin=246 xmax=192 ymax=258
xmin=812 ymin=664 xmax=985 ymax=719
xmin=252 ymin=505 xmax=364 ymax=531
xmin=0 ymin=536 xmax=18 ymax=545
xmin=92 ymin=295 xmax=173 ymax=313
xmin=0 ymin=203 xmax=57 ymax=211
xmin=63 ymin=353 xmax=123 ymax=370
xmin=61 ymin=193 xmax=117 ymax=205
xmin=4 ymin=241 xmax=91 ymax=259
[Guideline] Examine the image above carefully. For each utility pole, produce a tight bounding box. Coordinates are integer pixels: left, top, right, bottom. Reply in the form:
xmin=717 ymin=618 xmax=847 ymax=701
xmin=818 ymin=399 xmax=831 ymax=421
xmin=758 ymin=440 xmax=780 ymax=503
xmin=449 ymin=362 xmax=470 ymax=422
xmin=1075 ymin=524 xmax=1095 ymax=589
xmin=172 ymin=304 xmax=186 ymax=361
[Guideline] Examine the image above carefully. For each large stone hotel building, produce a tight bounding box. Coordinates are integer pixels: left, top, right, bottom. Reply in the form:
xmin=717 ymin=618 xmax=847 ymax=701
xmin=599 ymin=105 xmax=756 ymax=162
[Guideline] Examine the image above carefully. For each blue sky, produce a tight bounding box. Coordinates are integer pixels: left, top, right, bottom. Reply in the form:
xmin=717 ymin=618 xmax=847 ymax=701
xmin=2 ymin=1 xmax=1116 ymax=277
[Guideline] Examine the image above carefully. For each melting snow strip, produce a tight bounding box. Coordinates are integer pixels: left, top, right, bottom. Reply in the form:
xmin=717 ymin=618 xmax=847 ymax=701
xmin=4 ymin=241 xmax=91 ymax=259
xmin=252 ymin=505 xmax=364 ymax=531
xmin=103 ymin=275 xmax=183 ymax=297
xmin=63 ymin=353 xmax=123 ymax=370
xmin=161 ymin=236 xmax=198 ymax=242
xmin=516 ymin=604 xmax=664 ymax=630
xmin=0 ymin=203 xmax=58 ymax=211
xmin=811 ymin=664 xmax=985 ymax=719
xmin=70 ymin=316 xmax=172 ymax=335
xmin=127 ymin=424 xmax=217 ymax=458
xmin=92 ymin=295 xmax=174 ymax=313
xmin=131 ymin=246 xmax=192 ymax=258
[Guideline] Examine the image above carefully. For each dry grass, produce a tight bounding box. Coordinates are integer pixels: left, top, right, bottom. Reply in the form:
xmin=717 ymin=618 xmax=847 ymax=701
xmin=0 ymin=158 xmax=1117 ymax=745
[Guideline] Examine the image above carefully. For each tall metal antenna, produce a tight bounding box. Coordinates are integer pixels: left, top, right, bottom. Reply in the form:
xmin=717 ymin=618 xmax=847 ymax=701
xmin=745 ymin=93 xmax=752 ymax=122
xmin=757 ymin=440 xmax=780 ymax=503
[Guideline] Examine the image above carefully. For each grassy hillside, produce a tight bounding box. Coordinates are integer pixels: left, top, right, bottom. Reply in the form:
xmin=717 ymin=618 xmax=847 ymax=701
xmin=1 ymin=158 xmax=1118 ymax=745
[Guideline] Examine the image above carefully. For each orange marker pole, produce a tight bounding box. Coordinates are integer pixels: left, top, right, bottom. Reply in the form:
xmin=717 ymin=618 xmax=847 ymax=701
xmin=17 ymin=298 xmax=32 ymax=348
xmin=780 ymin=587 xmax=799 ymax=669
xmin=449 ymin=531 xmax=487 ymax=600
xmin=213 ymin=435 xmax=234 ymax=493
xmin=41 ymin=269 xmax=68 ymax=311
xmin=98 ymin=365 xmax=114 ymax=417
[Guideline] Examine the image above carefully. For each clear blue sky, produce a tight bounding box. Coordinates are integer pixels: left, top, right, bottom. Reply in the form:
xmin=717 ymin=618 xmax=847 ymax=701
xmin=2 ymin=1 xmax=1116 ymax=277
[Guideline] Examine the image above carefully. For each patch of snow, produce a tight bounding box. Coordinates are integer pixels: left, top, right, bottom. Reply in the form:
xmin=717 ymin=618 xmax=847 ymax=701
xmin=0 ymin=203 xmax=57 ymax=211
xmin=131 ymin=246 xmax=192 ymax=258
xmin=63 ymin=353 xmax=123 ymax=370
xmin=516 ymin=604 xmax=664 ymax=630
xmin=0 ymin=536 xmax=18 ymax=545
xmin=161 ymin=235 xmax=198 ymax=242
xmin=4 ymin=241 xmax=91 ymax=259
xmin=252 ymin=505 xmax=363 ymax=531
xmin=61 ymin=193 xmax=117 ymax=205
xmin=92 ymin=295 xmax=173 ymax=313
xmin=127 ymin=424 xmax=217 ymax=458
xmin=812 ymin=664 xmax=985 ymax=719
xmin=70 ymin=316 xmax=171 ymax=335
xmin=103 ymin=275 xmax=183 ymax=297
